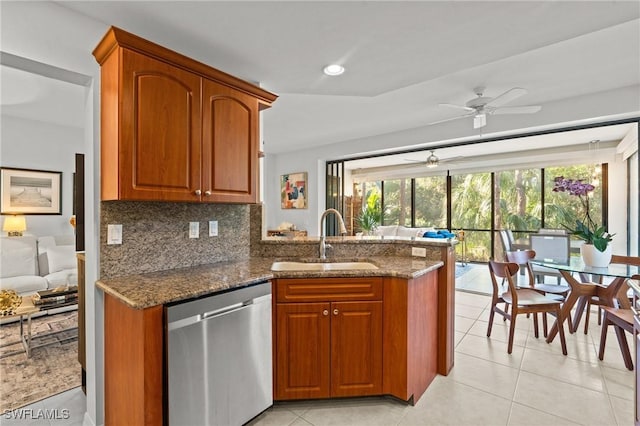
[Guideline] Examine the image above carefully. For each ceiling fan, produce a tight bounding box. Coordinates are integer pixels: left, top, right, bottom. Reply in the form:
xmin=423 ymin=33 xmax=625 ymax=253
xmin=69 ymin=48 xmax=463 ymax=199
xmin=430 ymin=87 xmax=541 ymax=129
xmin=405 ymin=150 xmax=464 ymax=168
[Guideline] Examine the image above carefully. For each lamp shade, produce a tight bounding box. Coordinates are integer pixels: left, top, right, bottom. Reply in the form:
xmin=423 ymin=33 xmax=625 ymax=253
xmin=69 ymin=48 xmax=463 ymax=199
xmin=3 ymin=215 xmax=27 ymax=236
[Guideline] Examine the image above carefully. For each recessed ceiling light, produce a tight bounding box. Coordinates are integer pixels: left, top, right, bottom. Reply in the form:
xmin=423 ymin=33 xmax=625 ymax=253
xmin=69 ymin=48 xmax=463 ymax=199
xmin=323 ymin=64 xmax=345 ymax=76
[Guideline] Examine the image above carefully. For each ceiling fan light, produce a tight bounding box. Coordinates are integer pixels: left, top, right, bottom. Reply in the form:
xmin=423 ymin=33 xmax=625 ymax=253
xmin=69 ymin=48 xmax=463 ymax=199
xmin=473 ymin=113 xmax=487 ymax=129
xmin=426 ymin=154 xmax=439 ymax=168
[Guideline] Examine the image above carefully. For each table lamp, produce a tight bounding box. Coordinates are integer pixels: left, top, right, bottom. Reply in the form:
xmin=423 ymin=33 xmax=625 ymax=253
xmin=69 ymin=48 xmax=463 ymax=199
xmin=3 ymin=215 xmax=27 ymax=237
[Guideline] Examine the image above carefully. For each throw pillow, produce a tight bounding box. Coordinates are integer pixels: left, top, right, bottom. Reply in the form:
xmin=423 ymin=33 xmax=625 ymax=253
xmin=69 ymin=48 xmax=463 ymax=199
xmin=0 ymin=246 xmax=36 ymax=278
xmin=47 ymin=245 xmax=76 ymax=273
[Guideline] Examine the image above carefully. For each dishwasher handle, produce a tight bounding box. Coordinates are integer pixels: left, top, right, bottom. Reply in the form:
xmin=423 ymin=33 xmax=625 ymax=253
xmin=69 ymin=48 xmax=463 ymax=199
xmin=201 ymin=301 xmax=245 ymax=320
xmin=168 ymin=293 xmax=271 ymax=331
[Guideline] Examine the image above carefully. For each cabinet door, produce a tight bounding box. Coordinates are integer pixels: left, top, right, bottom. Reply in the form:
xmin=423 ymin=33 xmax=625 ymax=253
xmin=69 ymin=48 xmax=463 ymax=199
xmin=275 ymin=303 xmax=330 ymax=400
xmin=120 ymin=49 xmax=202 ymax=201
xmin=331 ymin=301 xmax=383 ymax=397
xmin=202 ymin=79 xmax=259 ymax=203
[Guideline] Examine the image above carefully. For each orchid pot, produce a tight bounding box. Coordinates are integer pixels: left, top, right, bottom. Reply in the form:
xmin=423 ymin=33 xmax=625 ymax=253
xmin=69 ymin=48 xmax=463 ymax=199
xmin=581 ymin=243 xmax=612 ymax=268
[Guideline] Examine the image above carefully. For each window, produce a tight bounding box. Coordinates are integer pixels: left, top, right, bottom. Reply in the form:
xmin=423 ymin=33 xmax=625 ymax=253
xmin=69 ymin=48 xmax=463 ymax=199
xmin=451 ymin=172 xmax=492 ymax=262
xmin=494 ymin=169 xmax=542 ymax=240
xmin=345 ymin=163 xmax=607 ymax=262
xmin=544 ymin=165 xmax=603 ymax=230
xmin=382 ymin=179 xmax=411 ymax=226
xmin=414 ymin=176 xmax=447 ymax=228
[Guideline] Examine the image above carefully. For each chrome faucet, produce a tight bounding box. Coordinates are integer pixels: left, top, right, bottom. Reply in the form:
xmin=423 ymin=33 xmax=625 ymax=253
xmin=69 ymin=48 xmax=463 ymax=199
xmin=319 ymin=208 xmax=347 ymax=259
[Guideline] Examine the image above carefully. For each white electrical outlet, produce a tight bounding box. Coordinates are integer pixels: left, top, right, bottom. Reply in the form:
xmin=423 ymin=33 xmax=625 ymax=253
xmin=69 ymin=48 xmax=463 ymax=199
xmin=107 ymin=224 xmax=123 ymax=245
xmin=411 ymin=247 xmax=427 ymax=257
xmin=209 ymin=220 xmax=218 ymax=237
xmin=189 ymin=222 xmax=199 ymax=239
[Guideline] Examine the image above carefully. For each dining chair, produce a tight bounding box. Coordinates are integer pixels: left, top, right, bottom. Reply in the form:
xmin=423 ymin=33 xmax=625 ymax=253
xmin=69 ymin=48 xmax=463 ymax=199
xmin=487 ymin=260 xmax=568 ymax=355
xmin=529 ymin=234 xmax=570 ymax=285
xmin=506 ymin=230 xmax=515 ymax=246
xmin=583 ymin=255 xmax=640 ymax=335
xmin=506 ymin=249 xmax=573 ymax=336
xmin=498 ymin=230 xmax=512 ymax=260
xmin=538 ymin=228 xmax=568 ymax=235
xmin=598 ymin=301 xmax=634 ymax=370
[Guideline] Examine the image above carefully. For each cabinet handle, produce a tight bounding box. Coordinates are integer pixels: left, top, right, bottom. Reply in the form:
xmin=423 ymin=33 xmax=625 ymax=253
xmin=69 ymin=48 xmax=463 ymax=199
xmin=323 ymin=309 xmax=329 ymax=316
xmin=204 ymin=190 xmax=212 ymax=196
xmin=195 ymin=189 xmax=202 ymax=196
xmin=333 ymin=309 xmax=339 ymax=316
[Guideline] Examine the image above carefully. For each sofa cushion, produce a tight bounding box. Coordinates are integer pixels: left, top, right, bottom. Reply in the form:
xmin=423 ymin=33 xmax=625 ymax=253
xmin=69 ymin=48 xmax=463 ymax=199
xmin=374 ymin=225 xmax=399 ymax=236
xmin=47 ymin=245 xmax=76 ymax=274
xmin=0 ymin=275 xmax=48 ymax=295
xmin=37 ymin=235 xmax=74 ymax=276
xmin=44 ymin=269 xmax=78 ymax=287
xmin=0 ymin=237 xmax=38 ymax=277
xmin=395 ymin=227 xmax=430 ymax=237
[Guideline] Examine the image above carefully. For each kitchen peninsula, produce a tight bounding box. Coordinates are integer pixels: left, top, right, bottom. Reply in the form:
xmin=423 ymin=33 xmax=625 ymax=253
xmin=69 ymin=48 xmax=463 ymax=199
xmin=92 ymin=25 xmax=455 ymax=425
xmin=97 ymin=234 xmax=456 ymax=425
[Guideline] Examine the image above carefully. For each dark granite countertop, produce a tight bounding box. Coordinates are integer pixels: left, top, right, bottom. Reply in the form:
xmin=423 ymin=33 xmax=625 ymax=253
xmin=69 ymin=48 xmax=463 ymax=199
xmin=96 ymin=256 xmax=444 ymax=309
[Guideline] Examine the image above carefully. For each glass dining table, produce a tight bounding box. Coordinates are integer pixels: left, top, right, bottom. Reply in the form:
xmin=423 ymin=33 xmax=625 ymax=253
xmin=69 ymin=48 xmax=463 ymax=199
xmin=530 ymin=257 xmax=640 ymax=343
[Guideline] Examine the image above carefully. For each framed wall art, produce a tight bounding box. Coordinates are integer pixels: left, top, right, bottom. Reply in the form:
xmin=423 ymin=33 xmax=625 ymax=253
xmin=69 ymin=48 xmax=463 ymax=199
xmin=1 ymin=167 xmax=62 ymax=215
xmin=281 ymin=172 xmax=307 ymax=209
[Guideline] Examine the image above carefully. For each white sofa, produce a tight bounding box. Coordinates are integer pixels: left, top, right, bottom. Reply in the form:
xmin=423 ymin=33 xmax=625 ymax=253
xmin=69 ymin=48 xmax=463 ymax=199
xmin=0 ymin=235 xmax=77 ymax=297
xmin=373 ymin=225 xmax=436 ymax=238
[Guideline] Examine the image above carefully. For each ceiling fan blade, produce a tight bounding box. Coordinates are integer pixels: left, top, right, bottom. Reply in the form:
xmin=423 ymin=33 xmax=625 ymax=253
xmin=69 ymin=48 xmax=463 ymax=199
xmin=487 ymin=87 xmax=527 ymax=107
xmin=493 ymin=105 xmax=542 ymax=114
xmin=473 ymin=114 xmax=486 ymax=129
xmin=438 ymin=103 xmax=474 ymax=111
xmin=428 ymin=112 xmax=475 ymax=126
xmin=439 ymin=155 xmax=466 ymax=164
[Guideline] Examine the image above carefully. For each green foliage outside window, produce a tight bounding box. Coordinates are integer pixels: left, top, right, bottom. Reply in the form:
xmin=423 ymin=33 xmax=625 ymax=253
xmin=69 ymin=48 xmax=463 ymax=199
xmin=353 ymin=163 xmax=601 ymax=262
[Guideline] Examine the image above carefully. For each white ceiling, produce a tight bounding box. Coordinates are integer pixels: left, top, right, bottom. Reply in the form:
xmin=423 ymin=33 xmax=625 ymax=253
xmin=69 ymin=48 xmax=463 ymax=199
xmin=0 ymin=64 xmax=86 ymax=129
xmin=3 ymin=1 xmax=639 ymax=163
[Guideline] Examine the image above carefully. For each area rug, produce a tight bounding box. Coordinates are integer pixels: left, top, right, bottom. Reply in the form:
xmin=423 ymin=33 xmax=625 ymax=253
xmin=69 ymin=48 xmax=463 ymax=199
xmin=0 ymin=311 xmax=80 ymax=411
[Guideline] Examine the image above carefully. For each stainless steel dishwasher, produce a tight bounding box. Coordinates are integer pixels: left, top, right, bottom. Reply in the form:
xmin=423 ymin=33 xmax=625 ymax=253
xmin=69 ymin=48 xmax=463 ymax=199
xmin=166 ymin=281 xmax=272 ymax=426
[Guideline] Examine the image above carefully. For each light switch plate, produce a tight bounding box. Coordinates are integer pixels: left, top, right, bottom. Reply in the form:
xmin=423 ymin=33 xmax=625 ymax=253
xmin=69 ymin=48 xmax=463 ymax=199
xmin=209 ymin=220 xmax=218 ymax=237
xmin=189 ymin=222 xmax=199 ymax=239
xmin=107 ymin=224 xmax=123 ymax=245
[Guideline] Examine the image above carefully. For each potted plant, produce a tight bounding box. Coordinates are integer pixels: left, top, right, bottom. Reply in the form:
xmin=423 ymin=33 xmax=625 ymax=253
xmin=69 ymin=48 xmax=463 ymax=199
xmin=356 ymin=191 xmax=382 ymax=236
xmin=552 ymin=176 xmax=614 ymax=267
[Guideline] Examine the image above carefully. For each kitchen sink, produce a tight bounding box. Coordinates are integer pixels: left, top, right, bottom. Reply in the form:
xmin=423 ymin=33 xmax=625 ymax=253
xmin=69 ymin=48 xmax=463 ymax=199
xmin=271 ymin=261 xmax=379 ymax=272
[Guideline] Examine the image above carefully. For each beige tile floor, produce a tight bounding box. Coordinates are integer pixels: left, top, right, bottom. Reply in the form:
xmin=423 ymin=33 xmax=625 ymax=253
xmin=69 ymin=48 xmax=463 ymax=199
xmin=251 ymin=267 xmax=636 ymax=426
xmin=3 ymin=265 xmax=634 ymax=426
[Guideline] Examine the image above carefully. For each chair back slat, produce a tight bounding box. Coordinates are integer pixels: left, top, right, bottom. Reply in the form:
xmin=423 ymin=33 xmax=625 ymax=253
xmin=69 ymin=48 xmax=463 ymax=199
xmin=611 ymin=255 xmax=640 ymax=267
xmin=499 ymin=230 xmax=512 ymax=253
xmin=506 ymin=249 xmax=536 ymax=288
xmin=489 ymin=260 xmax=520 ymax=304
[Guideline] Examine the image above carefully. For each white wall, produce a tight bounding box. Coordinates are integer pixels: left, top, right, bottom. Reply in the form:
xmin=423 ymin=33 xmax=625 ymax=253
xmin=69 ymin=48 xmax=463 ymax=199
xmin=2 ymin=2 xmax=107 ymax=425
xmin=607 ymin=154 xmax=630 ymax=256
xmin=1 ymin=115 xmax=83 ymax=237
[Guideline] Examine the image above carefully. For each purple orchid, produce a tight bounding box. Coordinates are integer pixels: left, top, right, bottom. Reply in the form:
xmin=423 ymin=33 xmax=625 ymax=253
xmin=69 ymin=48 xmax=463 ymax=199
xmin=552 ymin=176 xmax=614 ymax=252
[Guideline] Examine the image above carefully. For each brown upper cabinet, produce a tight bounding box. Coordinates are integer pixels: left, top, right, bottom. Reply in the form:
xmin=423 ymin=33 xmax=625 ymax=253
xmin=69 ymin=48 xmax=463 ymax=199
xmin=93 ymin=27 xmax=277 ymax=203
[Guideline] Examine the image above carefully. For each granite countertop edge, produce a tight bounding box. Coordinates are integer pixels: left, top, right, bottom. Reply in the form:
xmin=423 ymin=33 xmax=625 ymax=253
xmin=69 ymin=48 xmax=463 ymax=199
xmin=261 ymin=236 xmax=457 ymax=246
xmin=96 ymin=257 xmax=444 ymax=310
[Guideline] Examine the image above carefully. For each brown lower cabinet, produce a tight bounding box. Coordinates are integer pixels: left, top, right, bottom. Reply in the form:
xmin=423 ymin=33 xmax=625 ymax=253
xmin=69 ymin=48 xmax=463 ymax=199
xmin=273 ymin=272 xmax=438 ymax=404
xmin=275 ymin=300 xmax=383 ymax=400
xmin=102 ymin=269 xmax=443 ymax=424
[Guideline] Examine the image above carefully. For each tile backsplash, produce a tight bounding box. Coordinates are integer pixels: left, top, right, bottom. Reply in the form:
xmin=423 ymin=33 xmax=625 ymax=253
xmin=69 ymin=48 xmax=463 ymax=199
xmin=100 ymin=201 xmax=250 ymax=279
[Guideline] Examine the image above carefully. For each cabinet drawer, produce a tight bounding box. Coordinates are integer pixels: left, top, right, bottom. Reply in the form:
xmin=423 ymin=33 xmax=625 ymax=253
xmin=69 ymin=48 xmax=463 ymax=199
xmin=276 ymin=278 xmax=383 ymax=303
